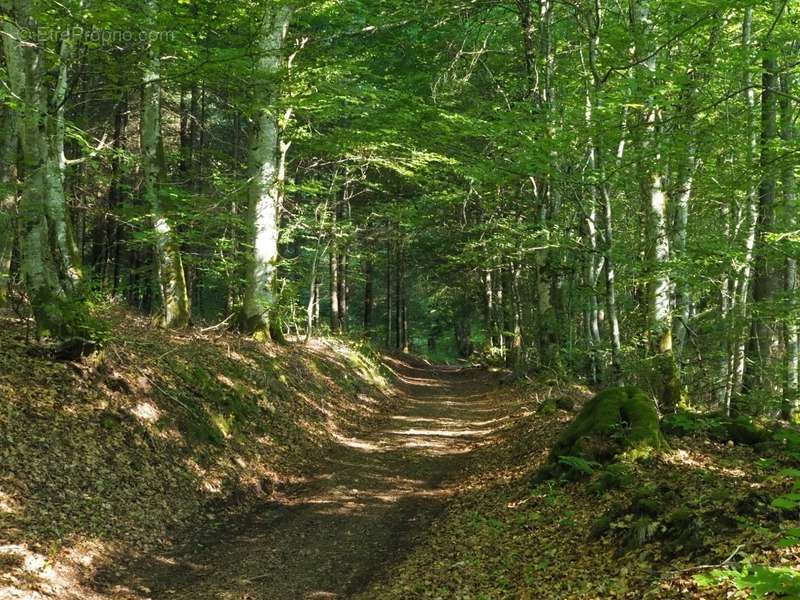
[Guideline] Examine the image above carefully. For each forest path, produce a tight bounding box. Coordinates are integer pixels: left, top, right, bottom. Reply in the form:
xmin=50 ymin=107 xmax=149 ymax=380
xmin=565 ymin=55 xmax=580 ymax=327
xmin=99 ymin=356 xmax=508 ymax=599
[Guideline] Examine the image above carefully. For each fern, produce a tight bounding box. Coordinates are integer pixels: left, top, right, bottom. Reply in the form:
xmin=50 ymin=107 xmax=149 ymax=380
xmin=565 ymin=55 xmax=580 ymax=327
xmin=558 ymin=455 xmax=600 ymax=475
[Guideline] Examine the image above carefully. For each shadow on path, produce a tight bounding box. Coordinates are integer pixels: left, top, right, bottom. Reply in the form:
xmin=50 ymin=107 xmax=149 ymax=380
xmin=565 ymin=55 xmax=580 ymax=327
xmin=94 ymin=356 xmax=508 ymax=599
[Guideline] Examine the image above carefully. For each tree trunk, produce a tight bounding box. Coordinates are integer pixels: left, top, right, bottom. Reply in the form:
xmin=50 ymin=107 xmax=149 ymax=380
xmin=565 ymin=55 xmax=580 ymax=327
xmin=305 ymin=237 xmax=322 ymax=342
xmin=47 ymin=32 xmax=82 ymax=286
xmin=780 ymin=46 xmax=797 ymax=419
xmin=728 ymin=8 xmax=760 ymax=412
xmin=1 ymin=3 xmax=77 ymax=336
xmin=142 ymin=0 xmax=190 ymax=329
xmin=241 ymin=5 xmax=291 ymax=337
xmin=583 ymin=57 xmax=602 ymax=382
xmin=386 ymin=239 xmax=393 ymax=347
xmin=671 ymin=150 xmax=695 ymax=358
xmin=338 ymin=248 xmax=348 ymax=332
xmin=363 ymin=259 xmax=374 ymax=335
xmin=0 ymin=107 xmax=17 ymax=307
xmin=632 ymin=0 xmax=681 ymax=411
xmin=742 ymin=22 xmax=780 ymax=405
xmin=394 ymin=244 xmax=402 ymax=349
xmin=329 ymin=248 xmax=340 ymax=333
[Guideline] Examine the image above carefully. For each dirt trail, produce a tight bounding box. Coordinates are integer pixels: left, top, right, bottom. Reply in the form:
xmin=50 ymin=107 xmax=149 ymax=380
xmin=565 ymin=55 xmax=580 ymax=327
xmin=98 ymin=356 xmax=508 ymax=599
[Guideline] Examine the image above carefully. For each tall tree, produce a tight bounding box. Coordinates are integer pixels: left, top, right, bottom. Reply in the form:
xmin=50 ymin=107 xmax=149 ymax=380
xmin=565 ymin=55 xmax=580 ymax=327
xmin=1 ymin=0 xmax=81 ymax=335
xmin=241 ymin=3 xmax=292 ymax=338
xmin=631 ymin=0 xmax=681 ymax=410
xmin=742 ymin=3 xmax=782 ymax=405
xmin=141 ymin=0 xmax=190 ymax=328
xmin=0 ymin=107 xmax=16 ymax=306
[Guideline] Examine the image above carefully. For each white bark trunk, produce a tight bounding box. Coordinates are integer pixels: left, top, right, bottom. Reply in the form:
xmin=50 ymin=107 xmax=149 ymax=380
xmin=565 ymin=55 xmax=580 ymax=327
xmin=742 ymin=2 xmax=781 ymax=403
xmin=781 ymin=49 xmax=798 ymax=418
xmin=632 ymin=0 xmax=680 ymax=409
xmin=142 ymin=0 xmax=190 ymax=328
xmin=728 ymin=8 xmax=760 ymax=410
xmin=242 ymin=5 xmax=292 ymax=336
xmin=1 ymin=2 xmax=74 ymax=334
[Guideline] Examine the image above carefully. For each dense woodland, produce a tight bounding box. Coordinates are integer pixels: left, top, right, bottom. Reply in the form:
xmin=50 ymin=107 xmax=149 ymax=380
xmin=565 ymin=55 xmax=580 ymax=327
xmin=1 ymin=0 xmax=798 ymax=415
xmin=1 ymin=0 xmax=800 ymax=598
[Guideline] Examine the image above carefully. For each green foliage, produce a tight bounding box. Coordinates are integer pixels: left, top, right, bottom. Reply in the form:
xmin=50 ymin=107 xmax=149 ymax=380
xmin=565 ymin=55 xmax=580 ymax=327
xmin=695 ymin=564 xmax=800 ymax=599
xmin=591 ymin=463 xmax=634 ymax=493
xmin=558 ymin=455 xmax=600 ymax=476
xmin=771 ymin=469 xmax=800 ymax=513
xmin=662 ymin=411 xmax=727 ymax=436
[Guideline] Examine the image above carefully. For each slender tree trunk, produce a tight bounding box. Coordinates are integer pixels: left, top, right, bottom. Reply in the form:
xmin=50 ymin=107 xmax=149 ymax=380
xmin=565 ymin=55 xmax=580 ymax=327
xmin=363 ymin=259 xmax=374 ymax=335
xmin=632 ymin=0 xmax=681 ymax=411
xmin=329 ymin=248 xmax=340 ymax=333
xmin=780 ymin=47 xmax=798 ymax=418
xmin=305 ymin=238 xmax=322 ymax=342
xmin=742 ymin=21 xmax=780 ymax=406
xmin=671 ymin=149 xmax=695 ymax=357
xmin=314 ymin=274 xmax=321 ymax=326
xmin=728 ymin=8 xmax=760 ymax=412
xmin=509 ymin=262 xmax=524 ymax=372
xmin=142 ymin=0 xmax=190 ymax=328
xmin=583 ymin=60 xmax=602 ymax=382
xmin=588 ymin=0 xmax=627 ymax=381
xmin=108 ymin=95 xmax=126 ymax=292
xmin=241 ymin=5 xmax=291 ymax=337
xmin=386 ymin=239 xmax=393 ymax=347
xmin=394 ymin=244 xmax=402 ymax=349
xmin=483 ymin=270 xmax=495 ymax=347
xmin=587 ymin=2 xmax=623 ymax=376
xmin=47 ymin=32 xmax=82 ymax=285
xmin=495 ymin=272 xmax=505 ymax=351
xmin=338 ymin=248 xmax=348 ymax=332
xmin=0 ymin=108 xmax=17 ymax=306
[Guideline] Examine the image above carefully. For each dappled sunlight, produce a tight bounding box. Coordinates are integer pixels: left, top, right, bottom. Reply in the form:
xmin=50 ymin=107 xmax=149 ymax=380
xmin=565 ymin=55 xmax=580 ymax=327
xmin=81 ymin=354 xmax=510 ymax=599
xmin=387 ymin=426 xmax=494 ymax=438
xmin=0 ymin=540 xmax=108 ymax=600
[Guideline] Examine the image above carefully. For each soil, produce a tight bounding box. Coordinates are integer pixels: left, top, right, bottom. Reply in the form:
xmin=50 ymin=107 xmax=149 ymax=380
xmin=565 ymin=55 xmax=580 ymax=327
xmin=94 ymin=356 xmax=506 ymax=599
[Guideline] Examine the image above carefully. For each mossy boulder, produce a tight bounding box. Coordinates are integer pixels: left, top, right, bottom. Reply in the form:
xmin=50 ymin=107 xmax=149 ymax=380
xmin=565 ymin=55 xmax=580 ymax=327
xmin=548 ymin=386 xmax=667 ymax=465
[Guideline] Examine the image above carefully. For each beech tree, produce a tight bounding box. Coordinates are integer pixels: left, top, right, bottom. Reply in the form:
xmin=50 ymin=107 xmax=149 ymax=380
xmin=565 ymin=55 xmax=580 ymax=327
xmin=0 ymin=0 xmax=797 ymax=419
xmin=141 ymin=0 xmax=190 ymax=328
xmin=1 ymin=0 xmax=82 ymax=335
xmin=241 ymin=3 xmax=292 ymax=338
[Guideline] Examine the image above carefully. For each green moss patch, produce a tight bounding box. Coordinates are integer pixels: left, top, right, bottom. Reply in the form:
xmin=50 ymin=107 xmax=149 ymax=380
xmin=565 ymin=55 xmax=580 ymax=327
xmin=547 ymin=386 xmax=667 ymax=468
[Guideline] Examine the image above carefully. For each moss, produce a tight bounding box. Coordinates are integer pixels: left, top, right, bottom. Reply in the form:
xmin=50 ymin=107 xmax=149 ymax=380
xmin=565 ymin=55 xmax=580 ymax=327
xmin=630 ymin=495 xmax=664 ymax=518
xmin=538 ymin=398 xmax=557 ymax=415
xmin=591 ymin=463 xmax=634 ymax=493
xmin=655 ymin=352 xmax=684 ymax=413
xmin=555 ymin=396 xmax=575 ymax=412
xmin=621 ymin=388 xmax=666 ymax=450
xmin=548 ymin=386 xmax=667 ymax=467
xmin=726 ymin=416 xmax=770 ymax=445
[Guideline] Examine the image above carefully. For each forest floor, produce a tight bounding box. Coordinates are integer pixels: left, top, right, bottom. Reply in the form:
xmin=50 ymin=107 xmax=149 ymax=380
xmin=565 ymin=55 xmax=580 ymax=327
xmin=96 ymin=356 xmax=511 ymax=599
xmin=1 ymin=310 xmax=799 ymax=599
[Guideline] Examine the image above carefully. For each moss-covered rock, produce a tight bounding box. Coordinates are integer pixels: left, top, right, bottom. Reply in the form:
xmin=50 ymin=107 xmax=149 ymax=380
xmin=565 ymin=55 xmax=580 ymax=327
xmin=548 ymin=386 xmax=667 ymax=465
